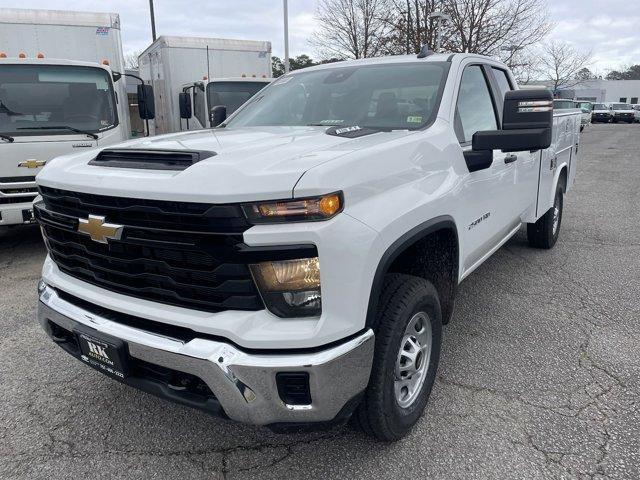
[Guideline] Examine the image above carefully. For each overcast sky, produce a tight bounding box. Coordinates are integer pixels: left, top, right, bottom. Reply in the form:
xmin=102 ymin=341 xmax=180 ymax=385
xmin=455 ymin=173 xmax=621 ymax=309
xmin=0 ymin=0 xmax=637 ymax=73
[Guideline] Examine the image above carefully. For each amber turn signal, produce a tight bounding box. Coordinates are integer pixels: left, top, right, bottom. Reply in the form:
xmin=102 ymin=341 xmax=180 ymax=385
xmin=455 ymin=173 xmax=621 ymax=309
xmin=242 ymin=192 xmax=343 ymax=224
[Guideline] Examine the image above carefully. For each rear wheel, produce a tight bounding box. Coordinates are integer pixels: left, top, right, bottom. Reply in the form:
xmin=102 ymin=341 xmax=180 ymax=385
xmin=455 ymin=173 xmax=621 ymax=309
xmin=353 ymin=274 xmax=442 ymax=441
xmin=527 ymin=182 xmax=563 ymax=249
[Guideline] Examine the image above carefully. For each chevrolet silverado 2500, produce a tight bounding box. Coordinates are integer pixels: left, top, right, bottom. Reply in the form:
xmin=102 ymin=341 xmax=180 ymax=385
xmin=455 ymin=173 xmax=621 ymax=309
xmin=35 ymin=51 xmax=580 ymax=441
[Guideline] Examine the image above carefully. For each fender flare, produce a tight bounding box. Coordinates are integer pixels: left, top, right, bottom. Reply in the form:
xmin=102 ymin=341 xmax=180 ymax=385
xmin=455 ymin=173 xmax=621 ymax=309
xmin=552 ymin=161 xmax=569 ymax=194
xmin=365 ymin=215 xmax=458 ymax=329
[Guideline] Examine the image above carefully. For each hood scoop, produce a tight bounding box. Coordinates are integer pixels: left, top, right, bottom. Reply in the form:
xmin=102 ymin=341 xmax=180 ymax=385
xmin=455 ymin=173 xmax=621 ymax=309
xmin=88 ymin=148 xmax=216 ymax=171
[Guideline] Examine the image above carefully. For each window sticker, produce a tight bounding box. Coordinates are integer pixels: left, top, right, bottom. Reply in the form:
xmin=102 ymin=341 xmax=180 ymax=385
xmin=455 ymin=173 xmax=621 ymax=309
xmin=407 ymin=115 xmax=423 ymax=123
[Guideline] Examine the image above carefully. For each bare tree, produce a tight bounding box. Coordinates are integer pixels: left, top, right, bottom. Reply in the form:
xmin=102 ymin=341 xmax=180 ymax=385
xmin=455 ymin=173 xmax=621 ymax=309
xmin=311 ymin=0 xmax=391 ymax=59
xmin=381 ymin=0 xmax=551 ymax=61
xmin=501 ymin=46 xmax=541 ymax=84
xmin=538 ymin=41 xmax=592 ymax=91
xmin=442 ymin=0 xmax=551 ymax=56
xmin=124 ymin=51 xmax=141 ymax=70
xmin=381 ymin=0 xmax=439 ymax=55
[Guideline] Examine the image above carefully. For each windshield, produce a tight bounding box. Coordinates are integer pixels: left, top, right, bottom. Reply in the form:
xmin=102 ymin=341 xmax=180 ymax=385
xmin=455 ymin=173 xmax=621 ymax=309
xmin=225 ymin=62 xmax=448 ymax=130
xmin=0 ymin=64 xmax=117 ymax=136
xmin=207 ymin=81 xmax=269 ymax=115
xmin=593 ymin=103 xmax=607 ymax=109
xmin=553 ymin=100 xmax=574 ymax=110
xmin=611 ymin=103 xmax=631 ymax=110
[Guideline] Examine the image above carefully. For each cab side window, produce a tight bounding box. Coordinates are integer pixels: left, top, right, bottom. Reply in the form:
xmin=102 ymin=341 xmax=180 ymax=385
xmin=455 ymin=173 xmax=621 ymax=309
xmin=454 ymin=65 xmax=498 ymax=144
xmin=193 ymin=86 xmax=207 ymax=127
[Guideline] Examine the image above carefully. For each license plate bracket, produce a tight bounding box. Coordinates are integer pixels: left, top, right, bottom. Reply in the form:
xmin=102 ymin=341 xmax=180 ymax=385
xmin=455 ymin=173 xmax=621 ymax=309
xmin=75 ymin=327 xmax=129 ymax=380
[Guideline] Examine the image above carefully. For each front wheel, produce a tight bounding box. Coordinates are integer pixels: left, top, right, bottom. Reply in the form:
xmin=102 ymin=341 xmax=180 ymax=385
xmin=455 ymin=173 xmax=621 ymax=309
xmin=353 ymin=274 xmax=442 ymax=441
xmin=527 ymin=182 xmax=563 ymax=249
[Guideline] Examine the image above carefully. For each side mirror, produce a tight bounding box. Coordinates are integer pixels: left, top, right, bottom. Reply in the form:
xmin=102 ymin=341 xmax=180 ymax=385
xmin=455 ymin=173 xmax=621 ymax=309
xmin=472 ymin=89 xmax=553 ymax=153
xmin=137 ymin=84 xmax=155 ymax=120
xmin=209 ymin=105 xmax=227 ymax=127
xmin=179 ymin=92 xmax=192 ymax=119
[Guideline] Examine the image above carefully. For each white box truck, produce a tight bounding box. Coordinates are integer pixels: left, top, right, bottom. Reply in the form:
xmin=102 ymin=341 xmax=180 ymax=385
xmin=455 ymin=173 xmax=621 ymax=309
xmin=138 ymin=36 xmax=272 ymax=135
xmin=0 ymin=8 xmax=154 ymax=227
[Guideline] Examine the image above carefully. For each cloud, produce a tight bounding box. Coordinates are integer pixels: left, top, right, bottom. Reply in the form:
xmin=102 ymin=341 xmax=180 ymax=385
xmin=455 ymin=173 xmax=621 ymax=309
xmin=546 ymin=0 xmax=640 ymax=71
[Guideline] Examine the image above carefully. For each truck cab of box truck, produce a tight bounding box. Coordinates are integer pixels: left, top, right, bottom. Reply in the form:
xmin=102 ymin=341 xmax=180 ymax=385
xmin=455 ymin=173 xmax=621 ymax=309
xmin=0 ymin=9 xmax=154 ymax=227
xmin=138 ymin=36 xmax=272 ymax=136
xmin=178 ymin=77 xmax=271 ymax=130
xmin=0 ymin=57 xmax=131 ymax=226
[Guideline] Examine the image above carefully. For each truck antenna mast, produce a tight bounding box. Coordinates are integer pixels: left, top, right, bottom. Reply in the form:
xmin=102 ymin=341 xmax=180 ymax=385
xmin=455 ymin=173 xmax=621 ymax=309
xmin=206 ymin=45 xmax=211 ymax=81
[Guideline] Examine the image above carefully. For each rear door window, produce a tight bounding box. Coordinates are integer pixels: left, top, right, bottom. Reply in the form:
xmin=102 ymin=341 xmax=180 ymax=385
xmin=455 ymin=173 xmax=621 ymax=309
xmin=491 ymin=67 xmax=513 ymax=99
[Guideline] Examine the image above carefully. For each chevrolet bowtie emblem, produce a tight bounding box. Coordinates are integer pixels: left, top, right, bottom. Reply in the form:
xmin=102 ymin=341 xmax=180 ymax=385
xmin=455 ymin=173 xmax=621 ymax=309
xmin=18 ymin=159 xmax=47 ymax=169
xmin=77 ymin=215 xmax=123 ymax=244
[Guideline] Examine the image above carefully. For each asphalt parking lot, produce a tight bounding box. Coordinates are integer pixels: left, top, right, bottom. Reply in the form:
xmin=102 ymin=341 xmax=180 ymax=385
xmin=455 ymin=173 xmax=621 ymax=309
xmin=1 ymin=123 xmax=639 ymax=479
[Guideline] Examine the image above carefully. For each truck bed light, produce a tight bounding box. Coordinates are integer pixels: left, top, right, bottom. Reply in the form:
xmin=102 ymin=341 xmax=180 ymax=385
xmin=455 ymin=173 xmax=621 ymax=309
xmin=37 ymin=53 xmax=45 ymax=58
xmin=0 ymin=52 xmax=7 ymax=58
xmin=18 ymin=52 xmax=26 ymax=59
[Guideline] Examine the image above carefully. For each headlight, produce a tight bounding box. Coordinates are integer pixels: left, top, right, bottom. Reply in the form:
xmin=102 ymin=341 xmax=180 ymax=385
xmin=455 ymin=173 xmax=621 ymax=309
xmin=250 ymin=257 xmax=321 ymax=317
xmin=242 ymin=192 xmax=342 ymax=224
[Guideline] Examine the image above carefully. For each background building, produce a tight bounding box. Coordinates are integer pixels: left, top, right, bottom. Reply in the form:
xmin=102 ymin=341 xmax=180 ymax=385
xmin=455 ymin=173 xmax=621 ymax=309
xmin=553 ymin=80 xmax=640 ymax=103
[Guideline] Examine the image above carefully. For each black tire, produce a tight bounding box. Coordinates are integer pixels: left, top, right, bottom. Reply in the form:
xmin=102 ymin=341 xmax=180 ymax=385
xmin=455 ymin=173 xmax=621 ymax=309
xmin=527 ymin=181 xmax=563 ymax=249
xmin=353 ymin=273 xmax=442 ymax=441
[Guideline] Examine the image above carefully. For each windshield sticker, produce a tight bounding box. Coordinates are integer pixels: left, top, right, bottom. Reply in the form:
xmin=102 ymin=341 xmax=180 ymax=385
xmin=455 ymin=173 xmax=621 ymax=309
xmin=326 ymin=125 xmax=380 ymax=138
xmin=320 ymin=119 xmax=345 ymax=125
xmin=407 ymin=115 xmax=423 ymax=123
xmin=334 ymin=126 xmax=362 ymax=135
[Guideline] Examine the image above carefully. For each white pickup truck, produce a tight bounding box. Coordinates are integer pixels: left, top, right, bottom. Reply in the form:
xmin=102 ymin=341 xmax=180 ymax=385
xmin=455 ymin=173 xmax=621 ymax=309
xmin=35 ymin=51 xmax=580 ymax=441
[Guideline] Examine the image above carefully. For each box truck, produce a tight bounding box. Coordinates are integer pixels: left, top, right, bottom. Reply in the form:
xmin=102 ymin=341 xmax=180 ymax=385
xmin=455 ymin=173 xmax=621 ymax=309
xmin=138 ymin=36 xmax=272 ymax=135
xmin=0 ymin=8 xmax=154 ymax=227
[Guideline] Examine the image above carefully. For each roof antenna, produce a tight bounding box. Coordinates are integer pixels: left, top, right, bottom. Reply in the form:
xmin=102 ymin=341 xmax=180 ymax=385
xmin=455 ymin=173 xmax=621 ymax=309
xmin=417 ymin=45 xmax=433 ymax=59
xmin=206 ymin=45 xmax=211 ymax=80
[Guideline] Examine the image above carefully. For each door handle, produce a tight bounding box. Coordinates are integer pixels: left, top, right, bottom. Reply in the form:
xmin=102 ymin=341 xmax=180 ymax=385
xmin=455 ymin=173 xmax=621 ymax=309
xmin=504 ymin=154 xmax=518 ymax=164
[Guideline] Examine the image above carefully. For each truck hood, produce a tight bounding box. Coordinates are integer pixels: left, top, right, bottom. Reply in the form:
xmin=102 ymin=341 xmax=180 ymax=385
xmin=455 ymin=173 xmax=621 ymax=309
xmin=36 ymin=126 xmax=410 ymax=202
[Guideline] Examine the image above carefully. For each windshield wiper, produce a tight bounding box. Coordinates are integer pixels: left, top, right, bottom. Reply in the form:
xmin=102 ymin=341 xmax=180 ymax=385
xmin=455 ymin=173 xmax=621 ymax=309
xmin=17 ymin=125 xmax=99 ymax=140
xmin=0 ymin=133 xmax=14 ymax=142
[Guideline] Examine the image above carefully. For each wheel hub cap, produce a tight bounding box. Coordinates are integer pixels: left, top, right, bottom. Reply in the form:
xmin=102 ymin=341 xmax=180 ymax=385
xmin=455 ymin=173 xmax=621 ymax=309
xmin=394 ymin=312 xmax=432 ymax=408
xmin=552 ymin=201 xmax=560 ymax=235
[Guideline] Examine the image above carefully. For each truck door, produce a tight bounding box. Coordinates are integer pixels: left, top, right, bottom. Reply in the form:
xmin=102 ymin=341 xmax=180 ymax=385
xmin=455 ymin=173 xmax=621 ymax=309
xmin=454 ymin=64 xmax=520 ymax=274
xmin=487 ymin=67 xmax=539 ymax=222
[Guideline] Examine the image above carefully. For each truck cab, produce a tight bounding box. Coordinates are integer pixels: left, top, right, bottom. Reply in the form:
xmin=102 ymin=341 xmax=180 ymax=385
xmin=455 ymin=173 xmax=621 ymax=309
xmin=591 ymin=102 xmax=613 ymax=123
xmin=610 ymin=102 xmax=635 ymax=123
xmin=178 ymin=77 xmax=271 ymax=130
xmin=0 ymin=58 xmax=128 ymax=225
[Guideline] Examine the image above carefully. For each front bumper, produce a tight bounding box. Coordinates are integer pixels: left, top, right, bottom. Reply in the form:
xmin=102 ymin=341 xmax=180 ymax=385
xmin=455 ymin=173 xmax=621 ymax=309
xmin=38 ymin=284 xmax=374 ymax=426
xmin=591 ymin=113 xmax=611 ymax=122
xmin=0 ymin=177 xmax=38 ymax=225
xmin=613 ymin=113 xmax=634 ymax=121
xmin=0 ymin=202 xmax=36 ymax=225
